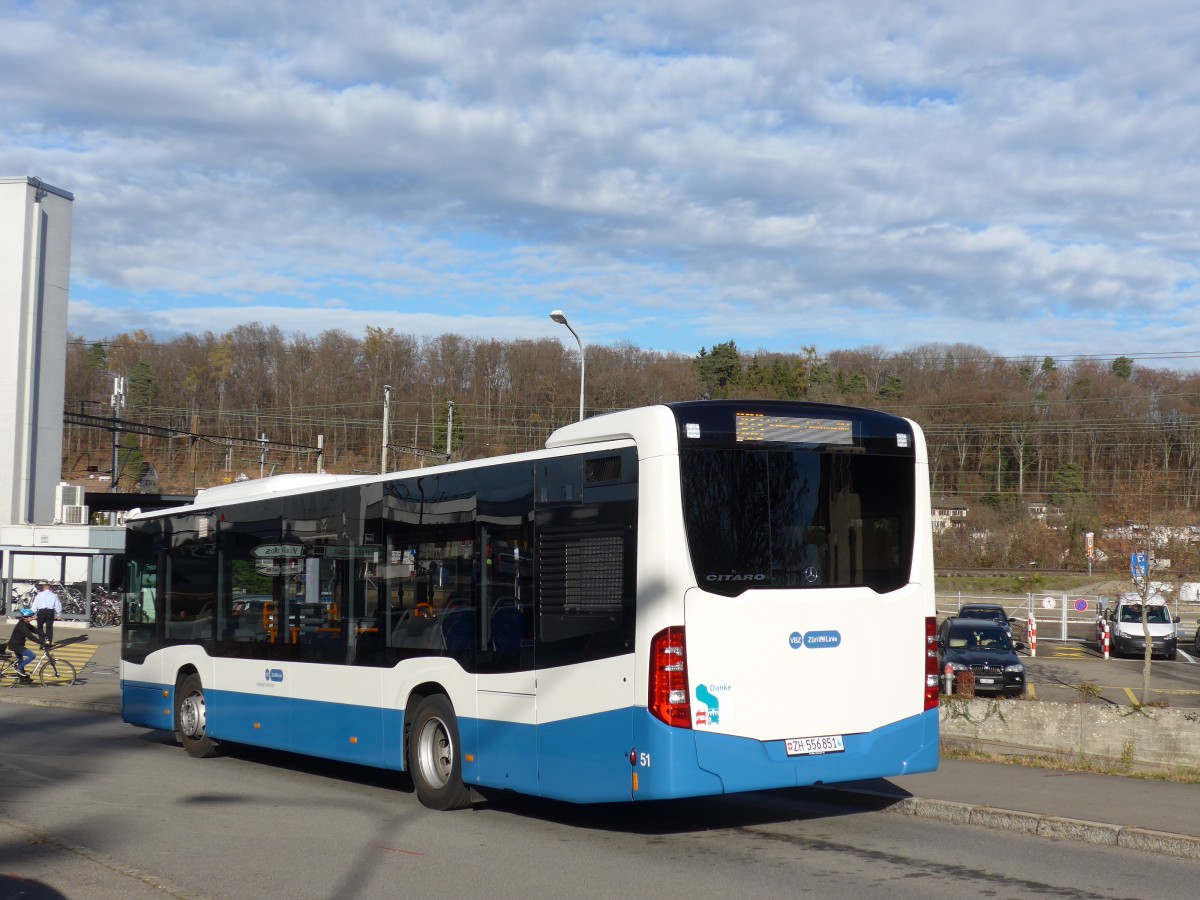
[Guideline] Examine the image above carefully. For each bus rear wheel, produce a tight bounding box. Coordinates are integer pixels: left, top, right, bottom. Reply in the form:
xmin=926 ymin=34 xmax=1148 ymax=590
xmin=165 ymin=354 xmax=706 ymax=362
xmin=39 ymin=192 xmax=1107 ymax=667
xmin=175 ymin=673 xmax=219 ymax=759
xmin=408 ymin=695 xmax=471 ymax=810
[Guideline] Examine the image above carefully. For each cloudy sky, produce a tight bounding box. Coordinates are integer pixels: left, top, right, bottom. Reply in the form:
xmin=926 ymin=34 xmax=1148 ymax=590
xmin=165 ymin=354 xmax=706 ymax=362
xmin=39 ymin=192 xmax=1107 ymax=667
xmin=4 ymin=1 xmax=1199 ymax=363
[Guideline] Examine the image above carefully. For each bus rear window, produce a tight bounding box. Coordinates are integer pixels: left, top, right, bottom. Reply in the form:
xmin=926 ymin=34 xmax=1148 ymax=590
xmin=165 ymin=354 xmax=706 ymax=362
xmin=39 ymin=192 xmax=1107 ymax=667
xmin=680 ymin=447 xmax=914 ymax=596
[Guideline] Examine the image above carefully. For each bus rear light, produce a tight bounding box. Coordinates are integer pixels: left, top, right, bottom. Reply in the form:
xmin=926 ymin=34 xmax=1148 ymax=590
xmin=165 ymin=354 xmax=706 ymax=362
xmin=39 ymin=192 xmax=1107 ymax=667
xmin=650 ymin=626 xmax=692 ymax=729
xmin=924 ymin=616 xmax=939 ymax=710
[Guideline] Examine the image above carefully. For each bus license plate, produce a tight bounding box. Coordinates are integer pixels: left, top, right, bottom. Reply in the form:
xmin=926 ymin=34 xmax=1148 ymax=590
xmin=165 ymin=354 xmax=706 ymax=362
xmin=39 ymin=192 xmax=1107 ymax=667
xmin=785 ymin=734 xmax=845 ymax=757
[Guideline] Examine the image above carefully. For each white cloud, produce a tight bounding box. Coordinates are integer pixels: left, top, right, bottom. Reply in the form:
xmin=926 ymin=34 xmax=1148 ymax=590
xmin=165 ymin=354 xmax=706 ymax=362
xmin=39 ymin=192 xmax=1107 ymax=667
xmin=2 ymin=1 xmax=1199 ymax=363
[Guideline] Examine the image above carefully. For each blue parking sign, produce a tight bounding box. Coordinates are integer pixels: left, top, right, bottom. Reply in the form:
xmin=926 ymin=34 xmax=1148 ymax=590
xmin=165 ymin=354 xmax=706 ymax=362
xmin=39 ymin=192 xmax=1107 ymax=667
xmin=1130 ymin=552 xmax=1148 ymax=576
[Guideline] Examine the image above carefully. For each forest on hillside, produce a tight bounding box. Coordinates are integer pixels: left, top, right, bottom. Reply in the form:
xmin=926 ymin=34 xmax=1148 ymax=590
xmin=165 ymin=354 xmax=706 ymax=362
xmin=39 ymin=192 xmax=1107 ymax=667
xmin=62 ymin=326 xmax=1200 ymax=575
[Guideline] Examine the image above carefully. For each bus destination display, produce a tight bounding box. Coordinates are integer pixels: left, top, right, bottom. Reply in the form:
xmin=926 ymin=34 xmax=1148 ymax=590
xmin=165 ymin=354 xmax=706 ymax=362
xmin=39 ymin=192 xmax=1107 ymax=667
xmin=735 ymin=413 xmax=854 ymax=445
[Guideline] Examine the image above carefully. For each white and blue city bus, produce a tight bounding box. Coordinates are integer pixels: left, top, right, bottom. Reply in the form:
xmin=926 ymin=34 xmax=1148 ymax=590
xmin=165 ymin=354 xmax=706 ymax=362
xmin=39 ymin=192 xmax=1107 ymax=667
xmin=120 ymin=400 xmax=939 ymax=809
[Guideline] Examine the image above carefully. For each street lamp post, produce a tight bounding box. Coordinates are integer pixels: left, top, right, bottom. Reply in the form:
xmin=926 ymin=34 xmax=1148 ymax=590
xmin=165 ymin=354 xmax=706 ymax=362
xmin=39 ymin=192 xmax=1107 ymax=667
xmin=550 ymin=310 xmax=585 ymax=421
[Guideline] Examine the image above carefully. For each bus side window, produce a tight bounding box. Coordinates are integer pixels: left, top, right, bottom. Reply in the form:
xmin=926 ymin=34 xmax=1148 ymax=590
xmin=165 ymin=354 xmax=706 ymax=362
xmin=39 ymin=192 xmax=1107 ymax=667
xmin=538 ymin=524 xmax=630 ymax=646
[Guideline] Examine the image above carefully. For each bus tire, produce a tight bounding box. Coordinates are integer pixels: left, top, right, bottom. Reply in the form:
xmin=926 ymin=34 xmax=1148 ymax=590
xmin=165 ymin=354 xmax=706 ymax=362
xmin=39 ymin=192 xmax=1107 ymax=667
xmin=408 ymin=694 xmax=472 ymax=810
xmin=175 ymin=673 xmax=219 ymax=759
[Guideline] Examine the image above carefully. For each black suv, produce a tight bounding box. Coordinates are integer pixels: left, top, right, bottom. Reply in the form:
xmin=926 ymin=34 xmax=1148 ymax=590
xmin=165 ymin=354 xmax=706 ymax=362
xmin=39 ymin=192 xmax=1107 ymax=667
xmin=938 ymin=617 xmax=1026 ymax=697
xmin=955 ymin=603 xmax=1015 ymax=637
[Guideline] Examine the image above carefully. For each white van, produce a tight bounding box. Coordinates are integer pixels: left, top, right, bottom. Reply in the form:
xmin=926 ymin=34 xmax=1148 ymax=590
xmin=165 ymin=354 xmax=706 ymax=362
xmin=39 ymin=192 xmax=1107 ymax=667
xmin=1179 ymin=582 xmax=1200 ymax=604
xmin=1100 ymin=593 xmax=1179 ymax=660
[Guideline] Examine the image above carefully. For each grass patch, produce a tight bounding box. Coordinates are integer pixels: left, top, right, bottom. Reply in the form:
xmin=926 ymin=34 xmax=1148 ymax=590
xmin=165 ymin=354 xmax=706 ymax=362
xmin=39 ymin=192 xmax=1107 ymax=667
xmin=1072 ymin=682 xmax=1103 ymax=702
xmin=940 ymin=743 xmax=1200 ymax=784
xmin=936 ymin=573 xmax=1115 ymax=596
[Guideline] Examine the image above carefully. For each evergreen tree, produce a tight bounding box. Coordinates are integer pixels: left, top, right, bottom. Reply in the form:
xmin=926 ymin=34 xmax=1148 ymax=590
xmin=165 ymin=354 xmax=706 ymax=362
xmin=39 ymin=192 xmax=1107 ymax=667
xmin=694 ymin=341 xmax=742 ymax=399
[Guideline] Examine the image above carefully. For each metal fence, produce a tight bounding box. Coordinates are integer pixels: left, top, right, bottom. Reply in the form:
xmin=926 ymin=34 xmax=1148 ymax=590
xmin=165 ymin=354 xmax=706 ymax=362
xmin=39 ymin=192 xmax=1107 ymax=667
xmin=936 ymin=595 xmax=1104 ymax=643
xmin=935 ymin=592 xmax=1200 ymax=644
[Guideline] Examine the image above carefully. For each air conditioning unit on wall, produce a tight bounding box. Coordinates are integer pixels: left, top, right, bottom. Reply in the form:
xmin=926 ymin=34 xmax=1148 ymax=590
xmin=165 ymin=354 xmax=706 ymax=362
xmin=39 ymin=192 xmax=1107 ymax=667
xmin=55 ymin=483 xmax=84 ymax=510
xmin=61 ymin=505 xmax=90 ymax=526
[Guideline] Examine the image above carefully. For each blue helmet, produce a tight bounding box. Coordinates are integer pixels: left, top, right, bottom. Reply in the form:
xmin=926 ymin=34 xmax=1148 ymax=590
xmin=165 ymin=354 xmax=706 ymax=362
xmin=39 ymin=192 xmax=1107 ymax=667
xmin=19 ymin=608 xmax=34 ymax=618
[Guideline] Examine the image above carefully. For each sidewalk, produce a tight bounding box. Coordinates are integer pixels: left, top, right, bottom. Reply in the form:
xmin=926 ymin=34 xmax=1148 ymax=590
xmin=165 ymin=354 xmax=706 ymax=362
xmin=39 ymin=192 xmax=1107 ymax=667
xmin=3 ymin=625 xmax=1199 ymax=859
xmin=829 ymin=759 xmax=1200 ymax=860
xmin=0 ymin=620 xmax=121 ymax=714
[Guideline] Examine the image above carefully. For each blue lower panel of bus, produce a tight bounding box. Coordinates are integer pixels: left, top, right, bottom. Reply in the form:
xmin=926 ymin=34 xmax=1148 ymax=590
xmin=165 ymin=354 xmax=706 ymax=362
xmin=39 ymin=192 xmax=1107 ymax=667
xmin=528 ymin=707 xmax=635 ymax=802
xmin=630 ymin=706 xmax=940 ymax=801
xmin=121 ymin=680 xmax=404 ymax=769
xmin=123 ymin=680 xmax=174 ymax=732
xmin=122 ymin=679 xmax=937 ymax=803
xmin=466 ymin=705 xmax=937 ymax=802
xmin=211 ymin=691 xmax=402 ymax=769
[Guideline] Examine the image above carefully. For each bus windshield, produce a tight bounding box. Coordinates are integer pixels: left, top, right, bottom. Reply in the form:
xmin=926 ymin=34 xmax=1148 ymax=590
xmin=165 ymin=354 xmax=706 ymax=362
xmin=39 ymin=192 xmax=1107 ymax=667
xmin=680 ymin=446 xmax=915 ymax=596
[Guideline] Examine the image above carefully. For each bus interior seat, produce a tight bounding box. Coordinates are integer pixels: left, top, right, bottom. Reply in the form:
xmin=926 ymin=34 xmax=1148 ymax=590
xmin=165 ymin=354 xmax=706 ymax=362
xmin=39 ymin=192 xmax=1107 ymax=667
xmin=490 ymin=606 xmax=523 ymax=653
xmin=440 ymin=607 xmax=474 ymax=653
xmin=392 ymin=611 xmax=437 ymax=648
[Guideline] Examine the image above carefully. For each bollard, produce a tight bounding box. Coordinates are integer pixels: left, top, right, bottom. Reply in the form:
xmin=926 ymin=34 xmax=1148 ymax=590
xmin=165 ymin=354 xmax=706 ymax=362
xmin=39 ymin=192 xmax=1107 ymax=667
xmin=943 ymin=662 xmax=954 ymax=695
xmin=1103 ymin=621 xmax=1110 ymax=660
xmin=1027 ymin=615 xmax=1037 ymax=658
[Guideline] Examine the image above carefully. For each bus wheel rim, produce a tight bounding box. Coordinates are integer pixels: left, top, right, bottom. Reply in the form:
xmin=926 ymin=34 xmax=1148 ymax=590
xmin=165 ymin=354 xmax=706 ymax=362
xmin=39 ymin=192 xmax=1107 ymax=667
xmin=417 ymin=717 xmax=452 ymax=789
xmin=180 ymin=693 xmax=206 ymax=738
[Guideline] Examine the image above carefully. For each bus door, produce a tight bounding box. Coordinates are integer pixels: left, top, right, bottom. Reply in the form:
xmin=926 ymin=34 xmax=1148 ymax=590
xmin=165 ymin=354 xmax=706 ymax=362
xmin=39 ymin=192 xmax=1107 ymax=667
xmin=533 ymin=520 xmax=637 ymax=803
xmin=473 ymin=523 xmax=538 ymax=794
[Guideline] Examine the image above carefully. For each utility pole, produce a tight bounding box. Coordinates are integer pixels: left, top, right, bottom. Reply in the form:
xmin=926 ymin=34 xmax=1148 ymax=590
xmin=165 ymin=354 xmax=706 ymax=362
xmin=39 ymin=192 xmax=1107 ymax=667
xmin=190 ymin=413 xmax=199 ymax=494
xmin=109 ymin=375 xmax=125 ymax=492
xmin=446 ymin=400 xmax=455 ymax=459
xmin=381 ymin=385 xmax=393 ymax=474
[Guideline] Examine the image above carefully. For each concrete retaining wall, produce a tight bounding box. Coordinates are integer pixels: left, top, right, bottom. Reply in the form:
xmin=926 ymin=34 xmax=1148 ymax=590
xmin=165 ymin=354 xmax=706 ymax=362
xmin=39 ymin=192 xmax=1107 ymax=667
xmin=939 ymin=699 xmax=1200 ymax=771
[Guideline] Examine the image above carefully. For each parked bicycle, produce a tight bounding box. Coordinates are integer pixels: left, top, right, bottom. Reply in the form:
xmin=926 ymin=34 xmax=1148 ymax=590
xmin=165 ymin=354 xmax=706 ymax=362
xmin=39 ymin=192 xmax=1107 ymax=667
xmin=89 ymin=586 xmax=123 ymax=627
xmin=11 ymin=581 xmax=83 ymax=611
xmin=9 ymin=582 xmax=122 ymax=626
xmin=0 ymin=634 xmax=85 ymax=686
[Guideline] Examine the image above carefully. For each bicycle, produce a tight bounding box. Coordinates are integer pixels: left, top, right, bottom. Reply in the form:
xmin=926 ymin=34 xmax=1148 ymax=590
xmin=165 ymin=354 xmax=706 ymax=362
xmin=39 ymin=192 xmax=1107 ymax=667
xmin=0 ymin=635 xmax=85 ymax=687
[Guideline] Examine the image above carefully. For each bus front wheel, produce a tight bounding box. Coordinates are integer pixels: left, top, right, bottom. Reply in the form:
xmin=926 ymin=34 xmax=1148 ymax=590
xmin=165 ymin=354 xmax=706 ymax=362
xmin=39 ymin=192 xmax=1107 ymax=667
xmin=408 ymin=695 xmax=472 ymax=810
xmin=175 ymin=673 xmax=219 ymax=759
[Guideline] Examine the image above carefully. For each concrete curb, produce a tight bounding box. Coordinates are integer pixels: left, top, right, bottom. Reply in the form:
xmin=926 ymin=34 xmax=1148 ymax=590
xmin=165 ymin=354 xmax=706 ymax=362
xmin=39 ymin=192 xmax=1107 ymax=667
xmin=822 ymin=788 xmax=1200 ymax=861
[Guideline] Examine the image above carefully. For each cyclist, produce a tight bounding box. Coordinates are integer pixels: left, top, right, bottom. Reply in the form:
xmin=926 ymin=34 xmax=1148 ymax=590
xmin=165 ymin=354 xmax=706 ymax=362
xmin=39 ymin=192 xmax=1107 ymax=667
xmin=7 ymin=607 xmax=44 ymax=683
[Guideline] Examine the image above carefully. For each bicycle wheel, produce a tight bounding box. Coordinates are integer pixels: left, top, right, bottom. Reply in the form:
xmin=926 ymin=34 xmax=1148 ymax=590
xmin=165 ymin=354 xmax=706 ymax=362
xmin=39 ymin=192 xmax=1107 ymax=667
xmin=38 ymin=657 xmax=77 ymax=687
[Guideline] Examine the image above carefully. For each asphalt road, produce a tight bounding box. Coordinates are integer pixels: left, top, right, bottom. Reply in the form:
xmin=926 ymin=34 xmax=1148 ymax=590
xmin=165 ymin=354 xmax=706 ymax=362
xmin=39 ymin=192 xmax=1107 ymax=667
xmin=1021 ymin=639 xmax=1200 ymax=707
xmin=1 ymin=705 xmax=1198 ymax=900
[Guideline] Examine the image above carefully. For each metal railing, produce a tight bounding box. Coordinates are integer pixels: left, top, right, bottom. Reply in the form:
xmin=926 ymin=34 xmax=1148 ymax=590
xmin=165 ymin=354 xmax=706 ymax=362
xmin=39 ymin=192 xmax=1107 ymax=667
xmin=937 ymin=592 xmax=1200 ymax=643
